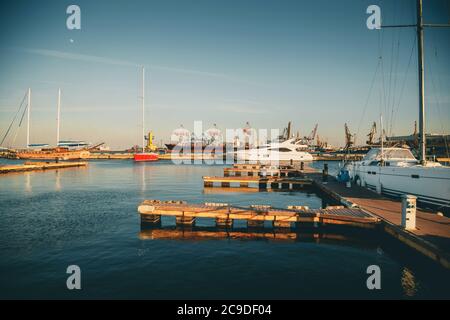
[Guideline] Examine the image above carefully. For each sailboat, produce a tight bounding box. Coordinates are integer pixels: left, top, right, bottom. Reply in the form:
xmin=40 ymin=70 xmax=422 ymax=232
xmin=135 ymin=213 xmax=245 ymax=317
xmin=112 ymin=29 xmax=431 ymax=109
xmin=134 ymin=67 xmax=158 ymax=162
xmin=345 ymin=0 xmax=450 ymax=211
xmin=11 ymin=88 xmax=90 ymax=160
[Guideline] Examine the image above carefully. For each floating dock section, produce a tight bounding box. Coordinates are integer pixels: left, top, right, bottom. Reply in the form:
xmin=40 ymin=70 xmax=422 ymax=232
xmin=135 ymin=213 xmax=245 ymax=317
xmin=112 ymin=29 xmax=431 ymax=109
xmin=138 ymin=200 xmax=379 ymax=229
xmin=203 ymin=163 xmax=317 ymax=190
xmin=0 ymin=161 xmax=87 ymax=174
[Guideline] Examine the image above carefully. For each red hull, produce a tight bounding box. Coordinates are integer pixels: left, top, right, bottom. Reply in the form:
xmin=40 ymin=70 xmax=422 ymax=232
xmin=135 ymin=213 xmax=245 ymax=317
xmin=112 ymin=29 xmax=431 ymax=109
xmin=134 ymin=153 xmax=159 ymax=162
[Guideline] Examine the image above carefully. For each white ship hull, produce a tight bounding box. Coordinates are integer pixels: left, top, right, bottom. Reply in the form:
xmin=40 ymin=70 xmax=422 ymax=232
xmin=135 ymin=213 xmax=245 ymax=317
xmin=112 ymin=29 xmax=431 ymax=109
xmin=235 ymin=150 xmax=313 ymax=162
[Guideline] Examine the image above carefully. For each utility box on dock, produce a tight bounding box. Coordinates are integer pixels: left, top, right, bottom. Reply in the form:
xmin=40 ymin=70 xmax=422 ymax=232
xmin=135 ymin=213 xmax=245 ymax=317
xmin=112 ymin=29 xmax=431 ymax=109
xmin=401 ymin=195 xmax=417 ymax=230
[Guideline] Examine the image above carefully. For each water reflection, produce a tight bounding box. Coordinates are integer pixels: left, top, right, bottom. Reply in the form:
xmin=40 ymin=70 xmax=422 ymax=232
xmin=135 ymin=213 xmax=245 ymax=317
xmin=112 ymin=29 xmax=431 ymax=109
xmin=55 ymin=170 xmax=61 ymax=191
xmin=139 ymin=226 xmax=379 ymax=249
xmin=401 ymin=267 xmax=419 ymax=297
xmin=25 ymin=172 xmax=32 ymax=193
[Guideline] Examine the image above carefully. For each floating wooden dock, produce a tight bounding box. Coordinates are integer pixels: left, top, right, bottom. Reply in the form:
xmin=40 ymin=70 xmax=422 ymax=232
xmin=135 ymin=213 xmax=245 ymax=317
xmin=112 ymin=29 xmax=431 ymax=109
xmin=0 ymin=161 xmax=87 ymax=174
xmin=310 ymin=173 xmax=450 ymax=269
xmin=203 ymin=176 xmax=313 ymax=190
xmin=203 ymin=163 xmax=317 ymax=190
xmin=138 ymin=200 xmax=379 ymax=229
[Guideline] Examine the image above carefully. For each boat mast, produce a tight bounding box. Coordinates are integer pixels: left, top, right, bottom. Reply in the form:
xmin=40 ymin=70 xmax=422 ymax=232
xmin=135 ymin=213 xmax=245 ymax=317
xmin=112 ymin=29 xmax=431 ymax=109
xmin=26 ymin=88 xmax=31 ymax=148
xmin=380 ymin=0 xmax=450 ymax=163
xmin=57 ymin=88 xmax=61 ymax=147
xmin=142 ymin=67 xmax=145 ymax=152
xmin=417 ymin=0 xmax=426 ymax=164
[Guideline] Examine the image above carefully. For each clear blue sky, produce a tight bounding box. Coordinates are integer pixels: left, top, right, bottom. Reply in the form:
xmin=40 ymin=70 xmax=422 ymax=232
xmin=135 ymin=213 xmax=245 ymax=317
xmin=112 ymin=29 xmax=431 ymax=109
xmin=0 ymin=0 xmax=449 ymax=149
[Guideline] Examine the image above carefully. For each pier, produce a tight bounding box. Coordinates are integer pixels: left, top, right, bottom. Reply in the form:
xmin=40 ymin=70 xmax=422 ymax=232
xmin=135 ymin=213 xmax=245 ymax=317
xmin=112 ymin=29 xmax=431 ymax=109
xmin=138 ymin=200 xmax=379 ymax=229
xmin=0 ymin=161 xmax=87 ymax=174
xmin=311 ymin=172 xmax=450 ymax=269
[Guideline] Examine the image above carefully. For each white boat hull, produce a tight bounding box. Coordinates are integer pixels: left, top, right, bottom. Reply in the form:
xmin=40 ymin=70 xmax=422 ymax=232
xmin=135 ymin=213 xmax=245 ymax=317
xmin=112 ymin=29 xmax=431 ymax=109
xmin=235 ymin=150 xmax=313 ymax=162
xmin=348 ymin=163 xmax=450 ymax=209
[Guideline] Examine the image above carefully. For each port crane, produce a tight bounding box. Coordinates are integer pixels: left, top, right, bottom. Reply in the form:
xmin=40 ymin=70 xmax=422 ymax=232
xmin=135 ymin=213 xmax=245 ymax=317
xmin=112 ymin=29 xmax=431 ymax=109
xmin=300 ymin=124 xmax=318 ymax=145
xmin=344 ymin=123 xmax=354 ymax=150
xmin=366 ymin=122 xmax=377 ymax=145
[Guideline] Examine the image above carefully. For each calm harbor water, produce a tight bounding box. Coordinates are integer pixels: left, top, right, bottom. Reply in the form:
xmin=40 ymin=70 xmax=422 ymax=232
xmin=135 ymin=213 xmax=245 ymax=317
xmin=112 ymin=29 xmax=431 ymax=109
xmin=0 ymin=159 xmax=448 ymax=299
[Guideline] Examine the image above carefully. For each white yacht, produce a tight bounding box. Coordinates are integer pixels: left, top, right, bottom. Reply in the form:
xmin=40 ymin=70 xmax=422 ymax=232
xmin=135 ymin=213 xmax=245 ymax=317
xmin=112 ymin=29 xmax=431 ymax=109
xmin=233 ymin=138 xmax=314 ymax=163
xmin=345 ymin=148 xmax=450 ymax=210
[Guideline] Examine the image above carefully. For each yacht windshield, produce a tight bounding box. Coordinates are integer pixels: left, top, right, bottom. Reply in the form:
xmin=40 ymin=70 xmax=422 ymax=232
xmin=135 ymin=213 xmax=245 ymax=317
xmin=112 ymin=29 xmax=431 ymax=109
xmin=363 ymin=148 xmax=416 ymax=161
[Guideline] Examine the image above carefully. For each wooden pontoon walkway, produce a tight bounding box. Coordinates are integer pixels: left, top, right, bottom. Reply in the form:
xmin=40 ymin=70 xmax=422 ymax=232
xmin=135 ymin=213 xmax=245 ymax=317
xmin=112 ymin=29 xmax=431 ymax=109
xmin=138 ymin=200 xmax=379 ymax=229
xmin=0 ymin=161 xmax=87 ymax=174
xmin=311 ymin=173 xmax=450 ymax=269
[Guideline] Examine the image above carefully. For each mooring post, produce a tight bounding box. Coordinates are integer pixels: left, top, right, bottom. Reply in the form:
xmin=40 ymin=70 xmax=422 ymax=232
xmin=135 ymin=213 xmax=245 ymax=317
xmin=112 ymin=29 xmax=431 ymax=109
xmin=322 ymin=163 xmax=328 ymax=182
xmin=401 ymin=195 xmax=417 ymax=230
xmin=300 ymin=161 xmax=304 ymax=170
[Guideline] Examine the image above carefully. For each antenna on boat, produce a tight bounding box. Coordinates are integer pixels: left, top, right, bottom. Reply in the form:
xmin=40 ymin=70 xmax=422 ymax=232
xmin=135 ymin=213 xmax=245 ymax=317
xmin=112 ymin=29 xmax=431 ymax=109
xmin=380 ymin=0 xmax=450 ymax=164
xmin=26 ymin=88 xmax=31 ymax=148
xmin=57 ymin=88 xmax=61 ymax=147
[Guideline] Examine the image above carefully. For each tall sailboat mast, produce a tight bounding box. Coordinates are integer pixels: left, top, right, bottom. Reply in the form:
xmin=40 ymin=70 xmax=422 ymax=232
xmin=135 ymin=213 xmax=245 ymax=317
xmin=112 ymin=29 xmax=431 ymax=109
xmin=142 ymin=67 xmax=145 ymax=152
xmin=57 ymin=88 xmax=61 ymax=147
xmin=381 ymin=0 xmax=450 ymax=163
xmin=26 ymin=88 xmax=31 ymax=148
xmin=416 ymin=0 xmax=426 ymax=164
xmin=133 ymin=66 xmax=158 ymax=161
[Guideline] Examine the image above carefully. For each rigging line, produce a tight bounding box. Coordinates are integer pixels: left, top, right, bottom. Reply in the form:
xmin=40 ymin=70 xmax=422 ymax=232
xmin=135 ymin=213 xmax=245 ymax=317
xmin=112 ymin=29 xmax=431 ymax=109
xmin=377 ymin=20 xmax=387 ymax=120
xmin=389 ymin=37 xmax=401 ymax=137
xmin=356 ymin=57 xmax=381 ymax=142
xmin=386 ymin=0 xmax=398 ymax=135
xmin=10 ymin=99 xmax=29 ymax=148
xmin=428 ymin=34 xmax=449 ymax=158
xmin=0 ymin=91 xmax=27 ymax=146
xmin=391 ymin=32 xmax=416 ymax=136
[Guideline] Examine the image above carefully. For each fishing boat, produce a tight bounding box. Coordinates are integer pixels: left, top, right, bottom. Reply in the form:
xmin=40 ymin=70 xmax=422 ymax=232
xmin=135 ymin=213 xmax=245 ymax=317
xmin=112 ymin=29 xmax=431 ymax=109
xmin=344 ymin=0 xmax=450 ymax=211
xmin=134 ymin=67 xmax=158 ymax=162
